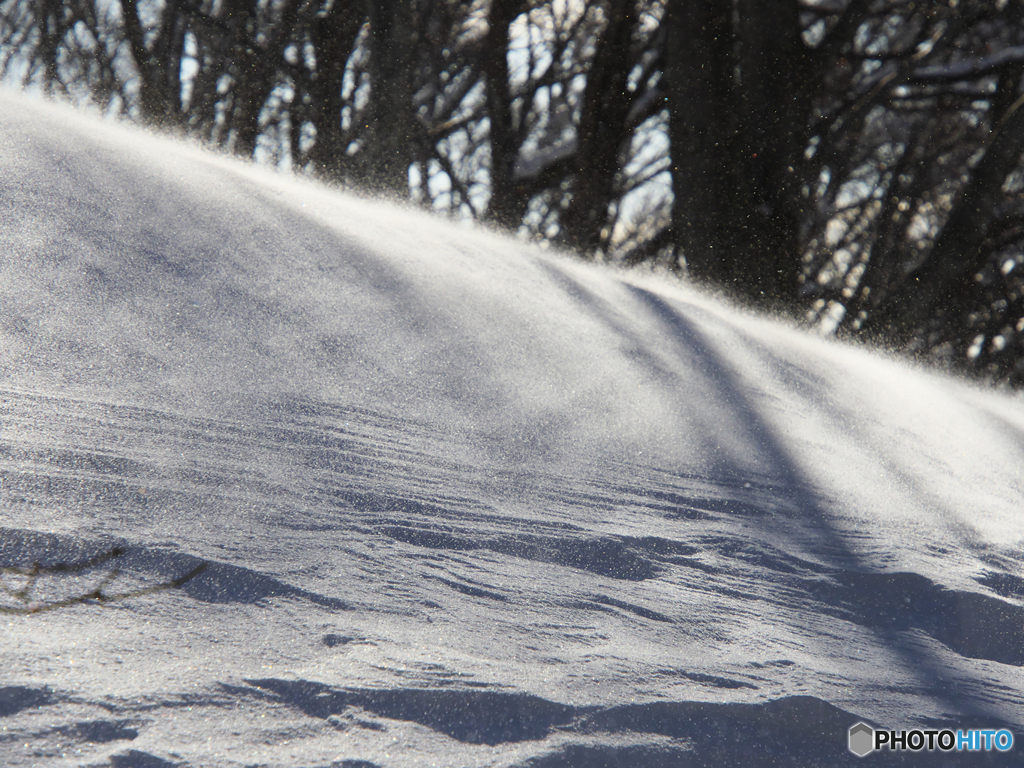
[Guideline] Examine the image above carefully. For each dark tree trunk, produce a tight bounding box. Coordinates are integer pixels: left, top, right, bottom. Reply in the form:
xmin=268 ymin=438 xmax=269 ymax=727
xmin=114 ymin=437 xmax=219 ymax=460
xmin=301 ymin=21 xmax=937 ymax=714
xmin=228 ymin=48 xmax=268 ymax=158
xmin=221 ymin=1 xmax=307 ymax=159
xmin=36 ymin=0 xmax=63 ymax=93
xmin=121 ymin=0 xmax=196 ymax=128
xmin=307 ymin=3 xmax=363 ymax=181
xmin=662 ymin=0 xmax=736 ymax=284
xmin=357 ymin=0 xmax=418 ymax=196
xmin=663 ymin=0 xmax=812 ymax=305
xmin=731 ymin=0 xmax=813 ymax=303
xmin=481 ymin=0 xmax=529 ymax=229
xmin=557 ymin=0 xmax=638 ymax=256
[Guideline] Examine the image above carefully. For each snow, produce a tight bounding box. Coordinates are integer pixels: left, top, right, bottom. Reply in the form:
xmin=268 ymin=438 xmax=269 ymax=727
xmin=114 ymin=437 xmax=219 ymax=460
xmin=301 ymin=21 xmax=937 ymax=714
xmin=1 ymin=88 xmax=1023 ymax=767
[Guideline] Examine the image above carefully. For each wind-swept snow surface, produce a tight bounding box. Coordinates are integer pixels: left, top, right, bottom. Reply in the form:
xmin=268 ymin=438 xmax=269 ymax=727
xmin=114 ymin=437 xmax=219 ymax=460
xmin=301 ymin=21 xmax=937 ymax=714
xmin=2 ymin=90 xmax=1023 ymax=767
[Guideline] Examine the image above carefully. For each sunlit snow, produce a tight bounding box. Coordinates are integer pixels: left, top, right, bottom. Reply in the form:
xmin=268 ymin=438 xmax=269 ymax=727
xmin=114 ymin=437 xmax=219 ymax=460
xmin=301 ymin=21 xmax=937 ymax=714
xmin=1 ymin=89 xmax=1023 ymax=767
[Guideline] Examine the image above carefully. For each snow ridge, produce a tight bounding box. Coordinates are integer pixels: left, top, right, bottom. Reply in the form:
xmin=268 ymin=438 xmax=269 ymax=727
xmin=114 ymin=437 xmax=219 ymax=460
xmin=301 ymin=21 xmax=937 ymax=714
xmin=2 ymin=89 xmax=1024 ymax=766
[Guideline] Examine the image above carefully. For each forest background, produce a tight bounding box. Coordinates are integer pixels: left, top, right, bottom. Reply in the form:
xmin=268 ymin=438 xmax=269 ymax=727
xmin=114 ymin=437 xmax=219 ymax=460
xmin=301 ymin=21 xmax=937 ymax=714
xmin=4 ymin=0 xmax=1024 ymax=387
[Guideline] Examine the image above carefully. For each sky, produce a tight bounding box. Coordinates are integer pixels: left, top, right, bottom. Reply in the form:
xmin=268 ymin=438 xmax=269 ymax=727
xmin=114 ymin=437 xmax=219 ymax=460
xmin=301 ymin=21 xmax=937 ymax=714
xmin=1 ymin=88 xmax=1024 ymax=767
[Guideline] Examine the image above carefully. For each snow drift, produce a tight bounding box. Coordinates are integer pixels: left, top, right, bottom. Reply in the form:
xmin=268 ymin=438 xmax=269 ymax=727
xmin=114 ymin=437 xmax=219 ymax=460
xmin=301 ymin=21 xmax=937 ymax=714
xmin=1 ymin=89 xmax=1023 ymax=767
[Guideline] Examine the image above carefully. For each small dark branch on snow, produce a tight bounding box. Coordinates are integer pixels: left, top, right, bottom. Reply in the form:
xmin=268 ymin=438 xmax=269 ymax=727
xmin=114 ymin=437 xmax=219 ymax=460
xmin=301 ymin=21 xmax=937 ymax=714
xmin=1 ymin=547 xmax=208 ymax=615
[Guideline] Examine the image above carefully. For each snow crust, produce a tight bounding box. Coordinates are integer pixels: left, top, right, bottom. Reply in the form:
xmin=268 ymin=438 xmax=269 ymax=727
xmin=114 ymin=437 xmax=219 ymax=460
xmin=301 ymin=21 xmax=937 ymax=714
xmin=1 ymin=88 xmax=1023 ymax=767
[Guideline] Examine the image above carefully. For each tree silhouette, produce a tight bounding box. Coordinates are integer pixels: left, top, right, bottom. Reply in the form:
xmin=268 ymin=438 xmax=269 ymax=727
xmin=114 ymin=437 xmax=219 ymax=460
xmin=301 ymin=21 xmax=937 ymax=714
xmin=3 ymin=0 xmax=1024 ymax=384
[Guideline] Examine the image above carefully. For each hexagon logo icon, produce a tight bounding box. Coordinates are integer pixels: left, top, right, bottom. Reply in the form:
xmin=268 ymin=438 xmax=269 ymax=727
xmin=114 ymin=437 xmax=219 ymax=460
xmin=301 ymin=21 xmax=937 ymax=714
xmin=849 ymin=722 xmax=874 ymax=757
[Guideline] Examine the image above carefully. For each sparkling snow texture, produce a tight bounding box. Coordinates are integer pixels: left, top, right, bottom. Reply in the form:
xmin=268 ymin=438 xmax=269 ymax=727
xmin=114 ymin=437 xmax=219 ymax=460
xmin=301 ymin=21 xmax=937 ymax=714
xmin=1 ymin=90 xmax=1023 ymax=767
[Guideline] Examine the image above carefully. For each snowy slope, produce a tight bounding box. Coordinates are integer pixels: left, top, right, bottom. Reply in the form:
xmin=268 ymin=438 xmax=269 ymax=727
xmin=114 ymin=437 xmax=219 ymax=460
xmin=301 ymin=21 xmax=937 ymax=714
xmin=1 ymin=89 xmax=1023 ymax=767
